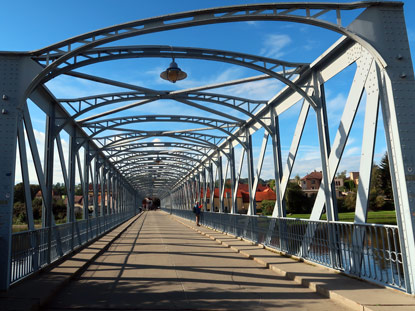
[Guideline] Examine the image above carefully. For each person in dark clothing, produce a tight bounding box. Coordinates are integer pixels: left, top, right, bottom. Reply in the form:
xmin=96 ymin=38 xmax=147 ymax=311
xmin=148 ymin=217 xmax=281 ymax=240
xmin=193 ymin=201 xmax=201 ymax=226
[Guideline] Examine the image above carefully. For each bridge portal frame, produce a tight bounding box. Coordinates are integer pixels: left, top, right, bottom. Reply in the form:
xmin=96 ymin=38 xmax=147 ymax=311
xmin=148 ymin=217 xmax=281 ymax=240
xmin=0 ymin=1 xmax=414 ymax=294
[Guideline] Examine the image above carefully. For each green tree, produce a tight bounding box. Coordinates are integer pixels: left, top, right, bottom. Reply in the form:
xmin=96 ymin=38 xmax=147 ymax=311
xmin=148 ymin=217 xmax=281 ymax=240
xmin=30 ymin=184 xmax=41 ymax=200
xmin=14 ymin=183 xmax=41 ymax=203
xmin=32 ymin=198 xmax=43 ymax=220
xmin=343 ymin=180 xmax=356 ymax=192
xmin=53 ymin=197 xmax=67 ymax=221
xmin=13 ymin=202 xmax=27 ymax=224
xmin=285 ymin=182 xmax=312 ymax=214
xmin=53 ymin=182 xmax=67 ymax=196
xmin=378 ymin=152 xmax=393 ymax=200
xmin=336 ymin=170 xmax=347 ymax=180
xmin=13 ymin=182 xmax=25 ymax=203
xmin=268 ymin=179 xmax=276 ymax=190
xmin=363 ymin=155 xmax=395 ymax=211
xmin=75 ymin=184 xmax=83 ymax=195
xmin=344 ymin=191 xmax=357 ymax=211
xmin=261 ymin=200 xmax=275 ymax=215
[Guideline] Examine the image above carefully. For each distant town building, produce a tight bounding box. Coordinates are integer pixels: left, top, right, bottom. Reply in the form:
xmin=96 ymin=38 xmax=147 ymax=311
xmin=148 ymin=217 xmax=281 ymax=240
xmin=349 ymin=172 xmax=359 ymax=185
xmin=300 ymin=171 xmax=346 ymax=198
xmin=301 ymin=170 xmax=322 ymax=197
xmin=201 ymin=183 xmax=276 ymax=213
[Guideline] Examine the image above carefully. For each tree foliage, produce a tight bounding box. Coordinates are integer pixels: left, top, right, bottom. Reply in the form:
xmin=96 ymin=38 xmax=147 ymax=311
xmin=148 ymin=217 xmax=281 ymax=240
xmin=14 ymin=183 xmax=41 ymax=203
xmin=261 ymin=200 xmax=275 ymax=215
xmin=378 ymin=153 xmax=393 ymax=200
xmin=285 ymin=182 xmax=314 ymax=214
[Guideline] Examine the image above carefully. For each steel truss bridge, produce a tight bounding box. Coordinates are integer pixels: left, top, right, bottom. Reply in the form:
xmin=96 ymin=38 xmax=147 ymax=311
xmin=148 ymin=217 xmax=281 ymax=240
xmin=1 ymin=1 xmax=415 ymax=295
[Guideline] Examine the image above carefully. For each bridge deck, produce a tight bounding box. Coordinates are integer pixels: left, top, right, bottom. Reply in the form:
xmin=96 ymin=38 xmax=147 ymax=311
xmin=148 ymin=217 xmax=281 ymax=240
xmin=2 ymin=211 xmax=414 ymax=310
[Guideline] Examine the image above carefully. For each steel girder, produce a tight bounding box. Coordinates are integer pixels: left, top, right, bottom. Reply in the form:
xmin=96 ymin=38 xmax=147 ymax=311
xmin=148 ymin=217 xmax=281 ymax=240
xmin=58 ymin=91 xmax=267 ymax=119
xmin=95 ymin=131 xmax=226 ymax=150
xmin=24 ymin=2 xmax=396 ymax=99
xmin=33 ymin=46 xmax=306 ymax=84
xmin=1 ymin=1 xmax=415 ymax=294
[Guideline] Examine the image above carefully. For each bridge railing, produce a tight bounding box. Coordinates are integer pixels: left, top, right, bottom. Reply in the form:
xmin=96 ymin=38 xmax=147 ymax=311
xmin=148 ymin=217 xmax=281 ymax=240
xmin=10 ymin=211 xmax=135 ymax=285
xmin=165 ymin=208 xmax=405 ymax=293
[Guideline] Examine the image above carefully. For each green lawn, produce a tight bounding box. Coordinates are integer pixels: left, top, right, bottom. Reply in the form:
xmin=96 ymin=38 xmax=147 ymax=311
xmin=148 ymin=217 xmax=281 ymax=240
xmin=12 ymin=224 xmax=42 ymax=233
xmin=287 ymin=210 xmax=397 ymax=225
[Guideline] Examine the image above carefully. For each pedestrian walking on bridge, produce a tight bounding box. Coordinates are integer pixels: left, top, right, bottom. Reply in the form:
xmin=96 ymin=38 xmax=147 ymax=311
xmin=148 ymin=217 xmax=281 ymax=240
xmin=193 ymin=201 xmax=201 ymax=226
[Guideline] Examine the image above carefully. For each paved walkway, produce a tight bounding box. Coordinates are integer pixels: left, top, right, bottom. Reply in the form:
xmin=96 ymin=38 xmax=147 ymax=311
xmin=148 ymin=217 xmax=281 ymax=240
xmin=47 ymin=212 xmax=349 ymax=310
xmin=2 ymin=211 xmax=414 ymax=310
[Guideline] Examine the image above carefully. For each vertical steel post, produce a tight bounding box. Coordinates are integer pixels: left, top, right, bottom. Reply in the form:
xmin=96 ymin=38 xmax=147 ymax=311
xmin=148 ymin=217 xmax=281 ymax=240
xmin=313 ymin=72 xmax=337 ymax=221
xmin=313 ymin=71 xmax=340 ymax=269
xmin=68 ymin=126 xmax=76 ymax=249
xmin=43 ymin=103 xmax=55 ymax=263
xmin=245 ymin=131 xmax=256 ymax=216
xmin=348 ymin=5 xmax=415 ymax=292
xmin=83 ymin=143 xmax=90 ymax=240
xmin=209 ymin=162 xmax=214 ymax=212
xmin=202 ymin=169 xmax=207 ymax=211
xmin=229 ymin=144 xmax=237 ymax=214
xmin=100 ymin=163 xmax=105 ymax=217
xmin=217 ymin=156 xmax=224 ymax=213
xmin=0 ymin=56 xmax=21 ymax=290
xmin=270 ymin=109 xmax=285 ymax=217
xmin=108 ymin=169 xmax=112 ymax=215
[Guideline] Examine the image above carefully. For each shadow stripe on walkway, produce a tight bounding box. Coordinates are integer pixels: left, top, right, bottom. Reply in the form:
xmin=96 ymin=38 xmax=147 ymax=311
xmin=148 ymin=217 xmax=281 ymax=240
xmin=45 ymin=211 xmax=351 ymax=311
xmin=170 ymin=212 xmax=415 ymax=311
xmin=0 ymin=213 xmax=144 ymax=311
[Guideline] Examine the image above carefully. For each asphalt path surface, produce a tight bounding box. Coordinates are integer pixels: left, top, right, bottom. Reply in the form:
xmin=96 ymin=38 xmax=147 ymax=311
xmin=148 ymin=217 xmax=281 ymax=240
xmin=45 ymin=211 xmax=351 ymax=310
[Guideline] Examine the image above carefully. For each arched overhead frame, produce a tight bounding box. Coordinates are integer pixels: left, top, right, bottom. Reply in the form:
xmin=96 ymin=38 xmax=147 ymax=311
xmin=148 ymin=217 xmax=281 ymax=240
xmin=1 ymin=1 xmax=415 ymax=294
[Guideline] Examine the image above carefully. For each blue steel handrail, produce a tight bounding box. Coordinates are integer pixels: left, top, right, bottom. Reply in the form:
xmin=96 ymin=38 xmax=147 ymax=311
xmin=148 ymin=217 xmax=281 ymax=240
xmin=10 ymin=211 xmax=135 ymax=285
xmin=165 ymin=208 xmax=405 ymax=293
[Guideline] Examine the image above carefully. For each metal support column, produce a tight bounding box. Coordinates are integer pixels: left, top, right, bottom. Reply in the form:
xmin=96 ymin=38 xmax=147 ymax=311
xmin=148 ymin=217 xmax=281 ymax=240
xmin=246 ymin=131 xmax=256 ymax=216
xmin=0 ymin=56 xmax=21 ymax=290
xmin=217 ymin=156 xmax=224 ymax=213
xmin=270 ymin=109 xmax=285 ymax=217
xmin=43 ymin=103 xmax=55 ymax=263
xmin=349 ymin=6 xmax=415 ymax=292
xmin=228 ymin=144 xmax=237 ymax=214
xmin=208 ymin=162 xmax=215 ymax=212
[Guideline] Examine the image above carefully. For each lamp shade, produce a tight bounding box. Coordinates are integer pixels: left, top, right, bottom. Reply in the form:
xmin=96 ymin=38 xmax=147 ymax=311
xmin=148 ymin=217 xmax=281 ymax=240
xmin=160 ymin=60 xmax=187 ymax=83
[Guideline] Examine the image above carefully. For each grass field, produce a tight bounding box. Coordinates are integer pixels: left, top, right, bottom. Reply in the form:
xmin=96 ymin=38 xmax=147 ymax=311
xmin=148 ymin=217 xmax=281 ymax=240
xmin=12 ymin=224 xmax=42 ymax=233
xmin=287 ymin=210 xmax=397 ymax=225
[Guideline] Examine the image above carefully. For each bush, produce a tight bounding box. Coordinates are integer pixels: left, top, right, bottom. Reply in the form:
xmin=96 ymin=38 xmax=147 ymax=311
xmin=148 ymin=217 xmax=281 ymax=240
xmin=261 ymin=200 xmax=275 ymax=215
xmin=285 ymin=182 xmax=313 ymax=214
xmin=13 ymin=202 xmax=27 ymax=224
xmin=32 ymin=198 xmax=43 ymax=220
xmin=52 ymin=198 xmax=67 ymax=221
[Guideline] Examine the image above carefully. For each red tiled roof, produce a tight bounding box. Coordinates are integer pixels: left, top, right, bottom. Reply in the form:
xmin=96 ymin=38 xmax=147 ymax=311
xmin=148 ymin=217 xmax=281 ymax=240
xmin=200 ymin=183 xmax=276 ymax=203
xmin=255 ymin=187 xmax=276 ymax=201
xmin=301 ymin=171 xmax=322 ymax=180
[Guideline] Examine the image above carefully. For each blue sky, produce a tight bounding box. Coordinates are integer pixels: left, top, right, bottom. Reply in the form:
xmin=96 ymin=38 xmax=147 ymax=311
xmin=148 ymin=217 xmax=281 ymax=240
xmin=2 ymin=0 xmax=414 ymax=183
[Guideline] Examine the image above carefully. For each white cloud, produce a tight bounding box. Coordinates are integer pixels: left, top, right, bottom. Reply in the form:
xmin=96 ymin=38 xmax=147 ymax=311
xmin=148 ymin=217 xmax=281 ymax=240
xmin=245 ymin=21 xmax=258 ymax=26
xmin=327 ymin=93 xmax=347 ymax=112
xmin=178 ymin=67 xmax=245 ymax=89
xmin=224 ymin=78 xmax=283 ymax=100
xmin=15 ymin=127 xmax=84 ymax=186
xmin=344 ymin=146 xmax=360 ymax=157
xmin=260 ymin=34 xmax=292 ymax=59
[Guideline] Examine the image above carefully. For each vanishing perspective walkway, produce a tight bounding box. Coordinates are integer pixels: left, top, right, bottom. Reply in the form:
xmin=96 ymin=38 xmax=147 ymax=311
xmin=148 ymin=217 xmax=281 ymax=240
xmin=3 ymin=211 xmax=415 ymax=310
xmin=45 ymin=211 xmax=349 ymax=310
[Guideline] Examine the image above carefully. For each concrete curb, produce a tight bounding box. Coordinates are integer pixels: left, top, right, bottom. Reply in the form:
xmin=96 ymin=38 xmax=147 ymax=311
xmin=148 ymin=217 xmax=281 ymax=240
xmin=170 ymin=214 xmax=415 ymax=311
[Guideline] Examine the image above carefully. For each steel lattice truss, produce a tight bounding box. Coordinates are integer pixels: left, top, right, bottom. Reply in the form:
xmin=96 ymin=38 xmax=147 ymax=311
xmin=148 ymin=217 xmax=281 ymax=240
xmin=1 ymin=1 xmax=415 ymax=293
